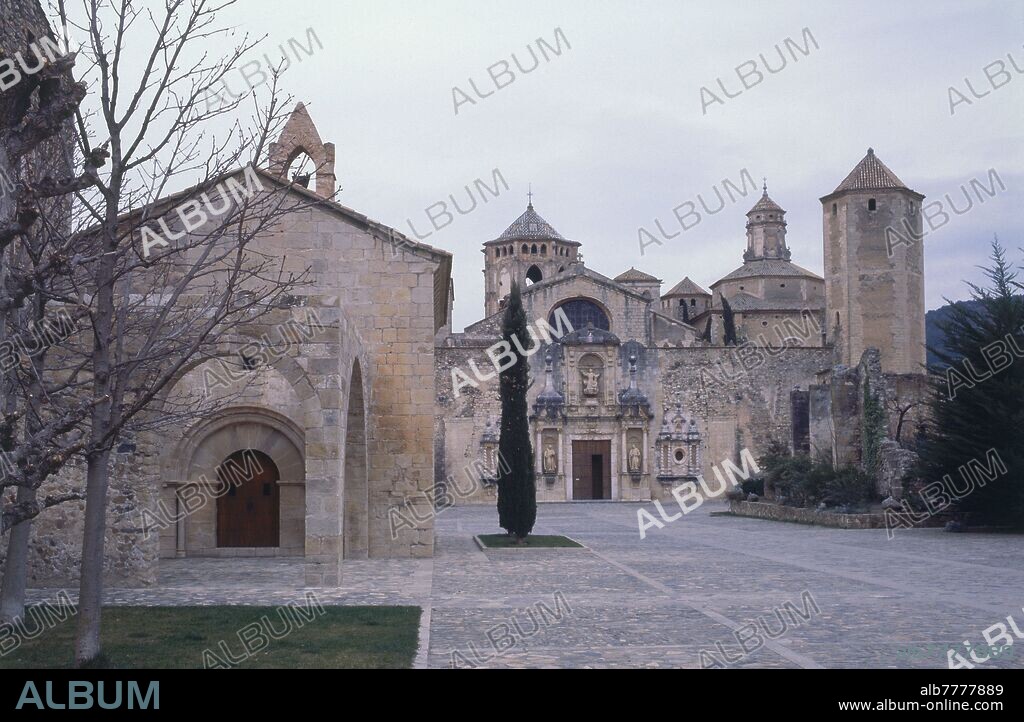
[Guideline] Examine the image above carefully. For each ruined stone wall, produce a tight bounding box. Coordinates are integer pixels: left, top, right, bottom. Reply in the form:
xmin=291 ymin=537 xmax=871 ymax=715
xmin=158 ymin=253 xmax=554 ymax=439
xmin=806 ymin=348 xmax=930 ymax=480
xmin=655 ymin=345 xmax=832 ymax=500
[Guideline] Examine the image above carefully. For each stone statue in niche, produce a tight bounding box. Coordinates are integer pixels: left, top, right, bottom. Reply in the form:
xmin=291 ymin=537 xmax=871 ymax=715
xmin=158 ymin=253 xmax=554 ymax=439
xmin=628 ymin=442 xmax=642 ymax=473
xmin=543 ymin=444 xmax=557 ymax=474
xmin=581 ymin=367 xmax=600 ymax=396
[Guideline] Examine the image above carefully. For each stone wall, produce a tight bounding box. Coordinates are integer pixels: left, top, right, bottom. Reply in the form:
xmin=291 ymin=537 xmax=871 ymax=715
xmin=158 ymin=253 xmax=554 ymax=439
xmin=0 ymin=455 xmax=159 ymax=589
xmin=823 ymin=187 xmax=926 ymax=375
xmin=729 ymin=500 xmax=888 ymax=529
xmin=2 ymin=166 xmax=449 ymax=589
xmin=435 ymin=338 xmax=833 ymax=504
xmin=655 ymin=345 xmax=832 ymax=500
xmin=467 ymin=267 xmax=654 ymax=345
xmin=806 ymin=348 xmax=930 ymax=473
xmin=877 ymin=440 xmax=919 ymax=498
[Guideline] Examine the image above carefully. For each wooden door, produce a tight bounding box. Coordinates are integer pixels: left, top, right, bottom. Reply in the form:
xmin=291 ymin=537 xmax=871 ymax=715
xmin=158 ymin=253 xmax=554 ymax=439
xmin=216 ymin=449 xmax=280 ymax=547
xmin=572 ymin=440 xmax=612 ymax=500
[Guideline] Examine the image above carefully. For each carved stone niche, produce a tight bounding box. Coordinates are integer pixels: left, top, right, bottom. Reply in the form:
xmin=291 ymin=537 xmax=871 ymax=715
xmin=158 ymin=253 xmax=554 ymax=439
xmin=540 ymin=429 xmax=559 ymax=483
xmin=578 ymin=353 xmax=603 ymax=401
xmin=656 ymin=404 xmax=703 ymax=484
xmin=479 ymin=417 xmax=500 ymax=486
xmin=626 ymin=429 xmax=644 ymax=483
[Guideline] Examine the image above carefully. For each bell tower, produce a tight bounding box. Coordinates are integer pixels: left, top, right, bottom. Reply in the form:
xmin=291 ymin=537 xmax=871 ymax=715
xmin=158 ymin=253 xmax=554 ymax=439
xmin=268 ymin=102 xmax=337 ymax=197
xmin=483 ymin=198 xmax=581 ymax=316
xmin=744 ymin=182 xmax=791 ymax=262
xmin=821 ymin=148 xmax=926 ymax=374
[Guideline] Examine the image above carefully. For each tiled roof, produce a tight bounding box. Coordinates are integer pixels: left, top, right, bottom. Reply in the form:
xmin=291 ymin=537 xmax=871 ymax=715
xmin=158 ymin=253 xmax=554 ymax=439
xmin=715 ymin=259 xmax=823 ymax=284
xmin=748 ymin=191 xmax=785 ymax=214
xmin=832 ymin=148 xmax=910 ymax=194
xmin=614 ymin=267 xmax=661 ymax=283
xmin=495 ymin=203 xmax=566 ymax=241
xmin=664 ymin=276 xmax=710 ymax=297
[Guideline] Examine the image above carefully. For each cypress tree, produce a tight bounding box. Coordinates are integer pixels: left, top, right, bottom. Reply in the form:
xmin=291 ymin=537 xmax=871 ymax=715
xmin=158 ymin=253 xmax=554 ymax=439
xmin=702 ymin=317 xmax=712 ymax=343
xmin=722 ymin=296 xmax=738 ymax=345
xmin=920 ymin=240 xmax=1024 ymax=525
xmin=496 ymin=282 xmax=537 ymax=540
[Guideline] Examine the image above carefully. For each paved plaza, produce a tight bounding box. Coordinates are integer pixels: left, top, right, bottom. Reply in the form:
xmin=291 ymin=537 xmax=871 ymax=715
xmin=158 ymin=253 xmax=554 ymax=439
xmin=28 ymin=503 xmax=1024 ymax=668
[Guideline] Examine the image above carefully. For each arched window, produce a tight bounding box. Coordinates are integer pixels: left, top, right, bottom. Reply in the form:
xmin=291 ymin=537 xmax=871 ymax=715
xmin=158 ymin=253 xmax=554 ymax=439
xmin=522 ymin=244 xmax=529 ymax=254
xmin=868 ymin=198 xmax=876 ymax=211
xmin=531 ymin=244 xmax=538 ymax=254
xmin=286 ymin=150 xmax=315 ymax=188
xmin=550 ymin=299 xmax=610 ymax=331
xmin=832 ymin=203 xmax=837 ymax=216
xmin=541 ymin=244 xmax=547 ymax=254
xmin=526 ymin=265 xmax=543 ymax=285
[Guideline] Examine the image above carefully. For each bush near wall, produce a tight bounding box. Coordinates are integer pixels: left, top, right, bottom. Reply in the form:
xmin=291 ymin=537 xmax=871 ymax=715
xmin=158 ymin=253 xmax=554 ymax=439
xmin=755 ymin=444 xmax=876 ymax=510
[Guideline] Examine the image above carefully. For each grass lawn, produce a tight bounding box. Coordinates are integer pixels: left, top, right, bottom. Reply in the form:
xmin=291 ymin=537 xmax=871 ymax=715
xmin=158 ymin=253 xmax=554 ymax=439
xmin=476 ymin=534 xmax=582 ymax=548
xmin=0 ymin=605 xmax=420 ymax=669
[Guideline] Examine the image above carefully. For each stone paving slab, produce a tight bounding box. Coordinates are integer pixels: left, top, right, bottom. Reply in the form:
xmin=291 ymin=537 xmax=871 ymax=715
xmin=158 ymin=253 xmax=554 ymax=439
xmin=25 ymin=502 xmax=1024 ymax=669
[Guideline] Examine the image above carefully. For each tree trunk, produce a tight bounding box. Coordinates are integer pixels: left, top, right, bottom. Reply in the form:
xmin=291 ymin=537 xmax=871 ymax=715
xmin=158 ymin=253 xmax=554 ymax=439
xmin=74 ymin=450 xmax=111 ymax=665
xmin=2 ymin=290 xmax=51 ymax=623
xmin=0 ymin=486 xmax=33 ymax=621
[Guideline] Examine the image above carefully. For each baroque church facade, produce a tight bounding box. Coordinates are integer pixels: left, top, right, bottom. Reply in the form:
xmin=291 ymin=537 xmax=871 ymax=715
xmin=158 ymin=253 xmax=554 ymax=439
xmin=3 ymin=98 xmax=927 ymax=588
xmin=435 ymin=147 xmax=925 ymax=504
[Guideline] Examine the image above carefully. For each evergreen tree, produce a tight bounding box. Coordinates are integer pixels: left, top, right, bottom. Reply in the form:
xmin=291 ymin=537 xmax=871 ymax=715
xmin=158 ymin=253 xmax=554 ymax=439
xmin=496 ymin=282 xmax=537 ymax=540
xmin=702 ymin=317 xmax=712 ymax=343
xmin=920 ymin=240 xmax=1024 ymax=525
xmin=722 ymin=297 xmax=738 ymax=345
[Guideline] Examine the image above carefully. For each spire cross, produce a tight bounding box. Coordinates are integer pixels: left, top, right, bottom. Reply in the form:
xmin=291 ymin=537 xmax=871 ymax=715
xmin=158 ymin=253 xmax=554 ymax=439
xmin=527 ymin=184 xmax=534 ymax=207
xmin=762 ymin=176 xmax=768 ymax=195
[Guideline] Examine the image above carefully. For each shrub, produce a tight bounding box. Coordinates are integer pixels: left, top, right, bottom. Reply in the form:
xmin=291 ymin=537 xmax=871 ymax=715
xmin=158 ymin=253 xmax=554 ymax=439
xmin=822 ymin=467 xmax=876 ymax=508
xmin=754 ymin=442 xmax=875 ymax=509
xmin=741 ymin=477 xmax=764 ymax=496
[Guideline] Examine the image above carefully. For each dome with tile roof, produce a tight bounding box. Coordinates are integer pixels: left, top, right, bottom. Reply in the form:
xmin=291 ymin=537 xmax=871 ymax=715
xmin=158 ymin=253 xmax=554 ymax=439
xmin=614 ymin=267 xmax=661 ymax=284
xmin=494 ymin=203 xmax=566 ymax=242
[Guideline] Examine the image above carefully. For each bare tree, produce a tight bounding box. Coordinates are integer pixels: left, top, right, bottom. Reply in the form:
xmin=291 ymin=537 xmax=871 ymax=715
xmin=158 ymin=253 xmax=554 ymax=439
xmin=0 ymin=4 xmax=97 ymax=621
xmin=886 ymin=394 xmax=925 ymax=447
xmin=0 ymin=0 xmax=328 ymax=664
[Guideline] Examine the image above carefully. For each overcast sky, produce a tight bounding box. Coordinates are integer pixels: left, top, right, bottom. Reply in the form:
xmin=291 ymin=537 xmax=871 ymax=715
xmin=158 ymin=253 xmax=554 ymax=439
xmin=219 ymin=0 xmax=1021 ymax=330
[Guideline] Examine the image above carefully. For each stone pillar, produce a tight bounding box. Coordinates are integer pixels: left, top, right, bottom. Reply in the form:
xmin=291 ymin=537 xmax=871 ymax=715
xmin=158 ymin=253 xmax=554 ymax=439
xmin=304 ymin=475 xmax=341 ymax=586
